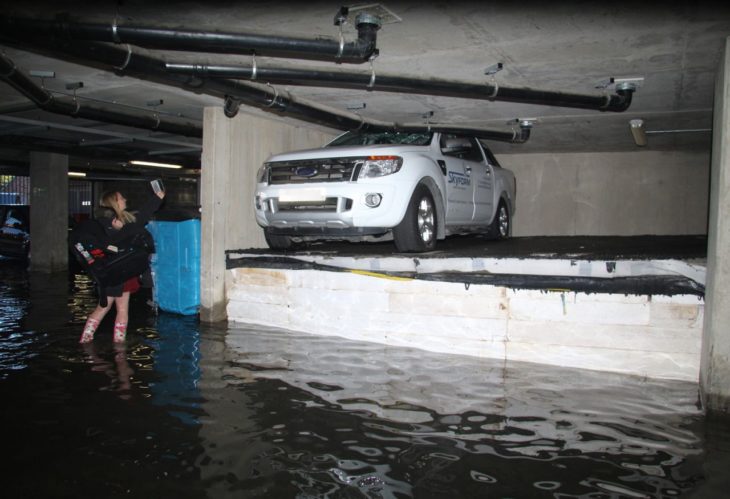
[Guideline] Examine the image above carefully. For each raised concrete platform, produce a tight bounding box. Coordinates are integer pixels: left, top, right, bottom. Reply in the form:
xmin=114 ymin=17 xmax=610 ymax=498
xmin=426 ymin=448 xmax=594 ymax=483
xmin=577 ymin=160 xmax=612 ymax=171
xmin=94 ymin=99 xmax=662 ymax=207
xmin=225 ymin=236 xmax=707 ymax=382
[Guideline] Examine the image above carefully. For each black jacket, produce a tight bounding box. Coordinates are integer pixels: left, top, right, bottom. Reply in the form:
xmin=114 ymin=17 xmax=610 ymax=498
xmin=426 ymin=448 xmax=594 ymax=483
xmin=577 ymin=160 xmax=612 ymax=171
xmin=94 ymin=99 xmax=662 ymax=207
xmin=97 ymin=195 xmax=163 ymax=244
xmin=71 ymin=195 xmax=162 ymax=303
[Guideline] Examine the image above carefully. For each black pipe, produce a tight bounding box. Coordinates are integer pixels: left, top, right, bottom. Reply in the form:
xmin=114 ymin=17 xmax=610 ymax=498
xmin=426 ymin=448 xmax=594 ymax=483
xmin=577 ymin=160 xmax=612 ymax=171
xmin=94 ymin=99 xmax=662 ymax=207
xmin=165 ymin=63 xmax=634 ymax=112
xmin=0 ymin=52 xmax=202 ymax=138
xmin=0 ymin=13 xmax=381 ymax=64
xmin=390 ymin=123 xmax=531 ymax=143
xmin=0 ymin=37 xmax=529 ymax=143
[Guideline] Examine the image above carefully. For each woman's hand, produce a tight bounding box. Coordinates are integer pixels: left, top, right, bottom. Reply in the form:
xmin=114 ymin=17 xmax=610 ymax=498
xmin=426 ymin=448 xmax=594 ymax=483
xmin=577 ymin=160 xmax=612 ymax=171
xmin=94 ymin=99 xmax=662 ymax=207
xmin=155 ymin=190 xmax=165 ymax=200
xmin=111 ymin=217 xmax=123 ymax=230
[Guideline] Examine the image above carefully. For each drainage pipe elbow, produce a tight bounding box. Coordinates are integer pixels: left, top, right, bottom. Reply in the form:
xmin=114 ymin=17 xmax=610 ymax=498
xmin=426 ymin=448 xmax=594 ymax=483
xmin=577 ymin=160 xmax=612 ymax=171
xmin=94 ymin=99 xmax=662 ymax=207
xmin=604 ymin=85 xmax=634 ymax=112
xmin=347 ymin=13 xmax=381 ymax=61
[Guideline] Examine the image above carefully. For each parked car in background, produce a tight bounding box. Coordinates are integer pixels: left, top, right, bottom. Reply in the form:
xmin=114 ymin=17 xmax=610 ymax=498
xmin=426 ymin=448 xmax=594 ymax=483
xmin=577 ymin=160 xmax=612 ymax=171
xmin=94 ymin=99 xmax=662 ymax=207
xmin=0 ymin=204 xmax=30 ymax=260
xmin=254 ymin=130 xmax=516 ymax=252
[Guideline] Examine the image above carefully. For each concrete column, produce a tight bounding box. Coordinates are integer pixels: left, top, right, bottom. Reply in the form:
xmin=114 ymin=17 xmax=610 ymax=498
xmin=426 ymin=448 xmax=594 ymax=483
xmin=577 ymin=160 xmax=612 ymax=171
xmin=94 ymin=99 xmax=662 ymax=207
xmin=701 ymin=36 xmax=730 ymax=414
xmin=200 ymin=108 xmax=231 ymax=323
xmin=29 ymin=151 xmax=68 ymax=272
xmin=199 ymin=107 xmax=335 ymax=322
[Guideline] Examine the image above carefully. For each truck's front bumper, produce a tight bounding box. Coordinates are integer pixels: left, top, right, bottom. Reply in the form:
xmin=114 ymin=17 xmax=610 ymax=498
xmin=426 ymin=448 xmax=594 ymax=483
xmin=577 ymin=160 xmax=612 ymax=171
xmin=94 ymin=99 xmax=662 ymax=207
xmin=254 ymin=182 xmax=407 ymax=234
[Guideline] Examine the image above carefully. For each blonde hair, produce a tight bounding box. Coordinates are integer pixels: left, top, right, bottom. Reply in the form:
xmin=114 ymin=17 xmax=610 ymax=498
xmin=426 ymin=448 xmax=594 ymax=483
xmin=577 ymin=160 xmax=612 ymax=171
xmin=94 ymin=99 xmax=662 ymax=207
xmin=100 ymin=191 xmax=136 ymax=225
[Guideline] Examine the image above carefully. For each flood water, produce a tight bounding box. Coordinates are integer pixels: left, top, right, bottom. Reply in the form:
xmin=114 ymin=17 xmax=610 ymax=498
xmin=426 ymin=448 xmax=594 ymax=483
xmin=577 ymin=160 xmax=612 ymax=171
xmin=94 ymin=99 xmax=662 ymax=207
xmin=1 ymin=258 xmax=729 ymax=498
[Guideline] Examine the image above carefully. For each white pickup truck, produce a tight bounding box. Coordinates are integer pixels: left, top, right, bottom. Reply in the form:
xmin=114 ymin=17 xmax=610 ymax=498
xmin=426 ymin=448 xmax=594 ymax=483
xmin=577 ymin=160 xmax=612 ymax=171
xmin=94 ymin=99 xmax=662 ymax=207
xmin=254 ymin=130 xmax=516 ymax=252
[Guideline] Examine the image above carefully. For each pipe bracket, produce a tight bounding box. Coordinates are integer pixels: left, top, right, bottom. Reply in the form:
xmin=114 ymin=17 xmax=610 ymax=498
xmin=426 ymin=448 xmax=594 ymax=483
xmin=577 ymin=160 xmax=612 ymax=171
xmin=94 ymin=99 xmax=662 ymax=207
xmin=487 ymin=80 xmax=499 ymax=99
xmin=354 ymin=114 xmax=366 ymax=131
xmin=111 ymin=19 xmax=122 ymax=44
xmin=251 ymin=53 xmax=257 ymax=80
xmin=265 ymin=83 xmax=280 ymax=108
xmin=367 ymin=58 xmax=376 ymax=90
xmin=70 ymin=98 xmax=81 ymax=116
xmin=336 ymin=24 xmax=345 ymax=62
xmin=114 ymin=44 xmax=133 ymax=71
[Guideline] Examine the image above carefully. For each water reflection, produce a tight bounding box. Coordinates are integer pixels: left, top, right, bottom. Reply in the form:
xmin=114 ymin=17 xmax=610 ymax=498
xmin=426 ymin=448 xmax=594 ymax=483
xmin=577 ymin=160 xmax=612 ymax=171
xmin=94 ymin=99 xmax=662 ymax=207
xmin=148 ymin=313 xmax=202 ymax=425
xmin=81 ymin=342 xmax=134 ymax=399
xmin=1 ymin=260 xmax=729 ymax=498
xmin=191 ymin=325 xmax=706 ymax=498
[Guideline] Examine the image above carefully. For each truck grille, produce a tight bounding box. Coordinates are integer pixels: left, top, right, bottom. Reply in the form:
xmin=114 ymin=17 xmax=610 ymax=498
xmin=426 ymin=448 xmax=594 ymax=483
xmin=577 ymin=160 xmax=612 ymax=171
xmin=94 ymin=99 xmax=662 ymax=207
xmin=268 ymin=158 xmax=362 ymax=184
xmin=272 ymin=197 xmax=353 ymax=213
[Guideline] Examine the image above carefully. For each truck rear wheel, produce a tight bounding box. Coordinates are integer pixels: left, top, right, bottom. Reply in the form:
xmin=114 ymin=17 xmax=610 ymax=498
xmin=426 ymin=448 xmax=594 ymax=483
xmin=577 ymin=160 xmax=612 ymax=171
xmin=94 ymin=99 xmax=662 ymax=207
xmin=486 ymin=200 xmax=510 ymax=240
xmin=393 ymin=184 xmax=437 ymax=252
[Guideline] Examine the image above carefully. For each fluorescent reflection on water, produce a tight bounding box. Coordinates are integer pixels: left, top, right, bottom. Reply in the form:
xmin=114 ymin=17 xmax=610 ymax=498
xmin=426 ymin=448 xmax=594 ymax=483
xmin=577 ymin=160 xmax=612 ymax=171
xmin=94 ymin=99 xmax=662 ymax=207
xmin=0 ymin=259 xmax=728 ymax=498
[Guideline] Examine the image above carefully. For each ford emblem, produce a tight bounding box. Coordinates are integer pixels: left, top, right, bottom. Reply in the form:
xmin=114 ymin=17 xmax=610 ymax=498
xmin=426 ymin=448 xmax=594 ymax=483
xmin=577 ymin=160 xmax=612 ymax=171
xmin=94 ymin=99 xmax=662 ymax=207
xmin=295 ymin=166 xmax=318 ymax=177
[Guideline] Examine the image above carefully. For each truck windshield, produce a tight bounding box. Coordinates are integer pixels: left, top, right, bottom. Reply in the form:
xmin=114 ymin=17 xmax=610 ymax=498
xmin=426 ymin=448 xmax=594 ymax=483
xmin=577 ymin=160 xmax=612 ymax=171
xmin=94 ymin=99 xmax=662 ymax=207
xmin=327 ymin=131 xmax=433 ymax=147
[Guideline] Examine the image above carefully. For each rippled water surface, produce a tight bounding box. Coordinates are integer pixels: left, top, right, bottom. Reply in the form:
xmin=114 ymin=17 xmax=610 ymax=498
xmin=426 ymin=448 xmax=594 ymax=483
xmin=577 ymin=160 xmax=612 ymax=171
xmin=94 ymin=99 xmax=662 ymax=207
xmin=1 ymin=258 xmax=729 ymax=498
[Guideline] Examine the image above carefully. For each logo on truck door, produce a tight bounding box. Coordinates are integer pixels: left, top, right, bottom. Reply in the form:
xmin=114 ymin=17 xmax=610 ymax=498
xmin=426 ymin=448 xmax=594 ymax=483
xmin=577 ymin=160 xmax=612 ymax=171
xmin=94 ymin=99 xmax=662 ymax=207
xmin=447 ymin=171 xmax=471 ymax=187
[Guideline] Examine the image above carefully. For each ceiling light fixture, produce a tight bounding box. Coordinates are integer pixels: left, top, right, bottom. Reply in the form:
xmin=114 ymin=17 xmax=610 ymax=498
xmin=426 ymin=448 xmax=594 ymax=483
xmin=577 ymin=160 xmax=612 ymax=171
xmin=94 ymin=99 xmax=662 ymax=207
xmin=29 ymin=70 xmax=55 ymax=78
xmin=68 ymin=171 xmax=86 ymax=177
xmin=629 ymin=119 xmax=647 ymax=147
xmin=129 ymin=160 xmax=183 ymax=169
xmin=629 ymin=119 xmax=711 ymax=147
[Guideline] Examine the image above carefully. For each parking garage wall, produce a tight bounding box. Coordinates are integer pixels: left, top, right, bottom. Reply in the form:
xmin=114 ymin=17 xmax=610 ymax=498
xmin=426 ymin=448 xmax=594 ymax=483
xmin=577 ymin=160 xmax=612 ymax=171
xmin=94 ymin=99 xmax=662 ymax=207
xmin=500 ymin=150 xmax=710 ymax=236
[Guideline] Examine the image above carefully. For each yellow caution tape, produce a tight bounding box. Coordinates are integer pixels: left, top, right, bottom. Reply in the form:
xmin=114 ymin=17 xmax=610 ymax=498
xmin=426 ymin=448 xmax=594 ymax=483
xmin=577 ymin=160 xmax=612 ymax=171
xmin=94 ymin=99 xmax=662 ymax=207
xmin=349 ymin=269 xmax=414 ymax=281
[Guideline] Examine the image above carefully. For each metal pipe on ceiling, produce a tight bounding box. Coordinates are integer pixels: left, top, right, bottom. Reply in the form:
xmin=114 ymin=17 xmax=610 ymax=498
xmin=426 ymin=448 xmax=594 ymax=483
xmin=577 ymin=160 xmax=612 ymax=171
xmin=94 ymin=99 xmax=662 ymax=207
xmin=0 ymin=37 xmax=531 ymax=143
xmin=0 ymin=52 xmax=202 ymax=138
xmin=165 ymin=63 xmax=634 ymax=113
xmin=0 ymin=13 xmax=381 ymax=64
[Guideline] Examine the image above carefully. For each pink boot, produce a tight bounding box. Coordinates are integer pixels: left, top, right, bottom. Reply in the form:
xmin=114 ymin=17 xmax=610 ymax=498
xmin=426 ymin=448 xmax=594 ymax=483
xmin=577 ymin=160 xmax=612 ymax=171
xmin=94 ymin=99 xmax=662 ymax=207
xmin=79 ymin=317 xmax=100 ymax=343
xmin=113 ymin=321 xmax=128 ymax=343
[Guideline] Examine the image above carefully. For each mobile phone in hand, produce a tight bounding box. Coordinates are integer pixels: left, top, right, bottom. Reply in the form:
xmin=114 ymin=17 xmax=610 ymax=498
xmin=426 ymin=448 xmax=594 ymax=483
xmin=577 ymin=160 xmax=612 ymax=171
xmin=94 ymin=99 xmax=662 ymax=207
xmin=151 ymin=179 xmax=165 ymax=194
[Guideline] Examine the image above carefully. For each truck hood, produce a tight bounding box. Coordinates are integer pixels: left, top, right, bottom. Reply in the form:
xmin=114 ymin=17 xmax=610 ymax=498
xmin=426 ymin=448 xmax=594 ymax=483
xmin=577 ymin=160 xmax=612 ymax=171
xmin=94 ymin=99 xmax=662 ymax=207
xmin=266 ymin=144 xmax=430 ymax=163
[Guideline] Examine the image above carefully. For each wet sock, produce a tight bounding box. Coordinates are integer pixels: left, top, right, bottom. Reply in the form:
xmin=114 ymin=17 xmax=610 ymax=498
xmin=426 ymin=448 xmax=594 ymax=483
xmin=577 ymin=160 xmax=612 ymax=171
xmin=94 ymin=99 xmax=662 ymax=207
xmin=79 ymin=317 xmax=100 ymax=343
xmin=113 ymin=321 xmax=128 ymax=343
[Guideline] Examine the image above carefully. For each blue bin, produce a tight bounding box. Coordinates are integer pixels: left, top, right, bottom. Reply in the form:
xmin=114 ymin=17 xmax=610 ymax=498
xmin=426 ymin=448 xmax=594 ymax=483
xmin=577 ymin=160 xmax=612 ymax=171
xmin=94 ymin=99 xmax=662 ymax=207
xmin=147 ymin=219 xmax=200 ymax=315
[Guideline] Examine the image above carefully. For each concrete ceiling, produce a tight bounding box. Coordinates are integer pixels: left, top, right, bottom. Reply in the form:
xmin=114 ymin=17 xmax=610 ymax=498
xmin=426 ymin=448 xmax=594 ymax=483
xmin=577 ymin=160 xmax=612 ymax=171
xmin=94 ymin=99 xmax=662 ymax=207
xmin=1 ymin=1 xmax=729 ymax=176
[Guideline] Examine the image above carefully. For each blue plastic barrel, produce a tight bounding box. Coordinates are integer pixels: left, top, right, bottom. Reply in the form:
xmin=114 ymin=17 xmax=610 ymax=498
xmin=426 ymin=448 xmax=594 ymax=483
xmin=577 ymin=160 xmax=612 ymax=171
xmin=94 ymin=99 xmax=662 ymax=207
xmin=147 ymin=219 xmax=200 ymax=315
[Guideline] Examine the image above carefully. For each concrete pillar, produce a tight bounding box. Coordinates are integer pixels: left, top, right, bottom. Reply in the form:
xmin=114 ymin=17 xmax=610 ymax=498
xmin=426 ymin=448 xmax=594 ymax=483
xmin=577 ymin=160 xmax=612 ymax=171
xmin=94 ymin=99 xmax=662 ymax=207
xmin=29 ymin=151 xmax=68 ymax=273
xmin=200 ymin=108 xmax=231 ymax=323
xmin=199 ymin=107 xmax=335 ymax=322
xmin=701 ymin=37 xmax=730 ymax=414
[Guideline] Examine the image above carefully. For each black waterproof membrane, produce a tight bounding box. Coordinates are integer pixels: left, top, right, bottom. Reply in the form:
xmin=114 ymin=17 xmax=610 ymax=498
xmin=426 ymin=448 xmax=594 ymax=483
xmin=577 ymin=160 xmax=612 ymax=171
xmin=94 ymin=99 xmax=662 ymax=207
xmin=227 ymin=235 xmax=707 ymax=297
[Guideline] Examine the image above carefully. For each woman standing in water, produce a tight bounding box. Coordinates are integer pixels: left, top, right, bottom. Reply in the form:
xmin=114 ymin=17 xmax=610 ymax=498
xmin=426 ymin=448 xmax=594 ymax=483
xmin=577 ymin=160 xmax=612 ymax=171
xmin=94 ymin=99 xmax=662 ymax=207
xmin=79 ymin=187 xmax=165 ymax=343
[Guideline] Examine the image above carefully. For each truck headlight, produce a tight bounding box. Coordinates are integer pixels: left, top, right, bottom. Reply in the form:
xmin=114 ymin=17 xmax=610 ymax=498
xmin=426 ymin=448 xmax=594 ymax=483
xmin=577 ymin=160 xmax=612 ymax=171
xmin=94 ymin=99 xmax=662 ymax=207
xmin=358 ymin=156 xmax=403 ymax=179
xmin=256 ymin=164 xmax=270 ymax=184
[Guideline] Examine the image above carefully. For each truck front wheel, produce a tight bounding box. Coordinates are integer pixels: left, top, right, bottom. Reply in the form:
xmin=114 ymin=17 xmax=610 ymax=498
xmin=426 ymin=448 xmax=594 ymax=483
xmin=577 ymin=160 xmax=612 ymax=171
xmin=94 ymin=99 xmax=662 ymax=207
xmin=393 ymin=185 xmax=437 ymax=252
xmin=264 ymin=230 xmax=295 ymax=250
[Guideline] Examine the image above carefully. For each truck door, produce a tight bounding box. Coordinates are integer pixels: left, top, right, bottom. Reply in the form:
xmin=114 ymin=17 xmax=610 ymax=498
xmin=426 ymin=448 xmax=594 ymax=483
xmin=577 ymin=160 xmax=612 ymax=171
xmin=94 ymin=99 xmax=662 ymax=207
xmin=471 ymin=140 xmax=495 ymax=223
xmin=439 ymin=134 xmax=476 ymax=224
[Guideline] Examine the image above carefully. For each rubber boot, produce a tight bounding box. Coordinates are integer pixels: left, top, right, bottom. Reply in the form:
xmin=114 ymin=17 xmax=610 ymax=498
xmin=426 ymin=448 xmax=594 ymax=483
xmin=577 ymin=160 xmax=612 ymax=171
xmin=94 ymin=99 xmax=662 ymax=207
xmin=113 ymin=321 xmax=128 ymax=343
xmin=79 ymin=317 xmax=100 ymax=343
